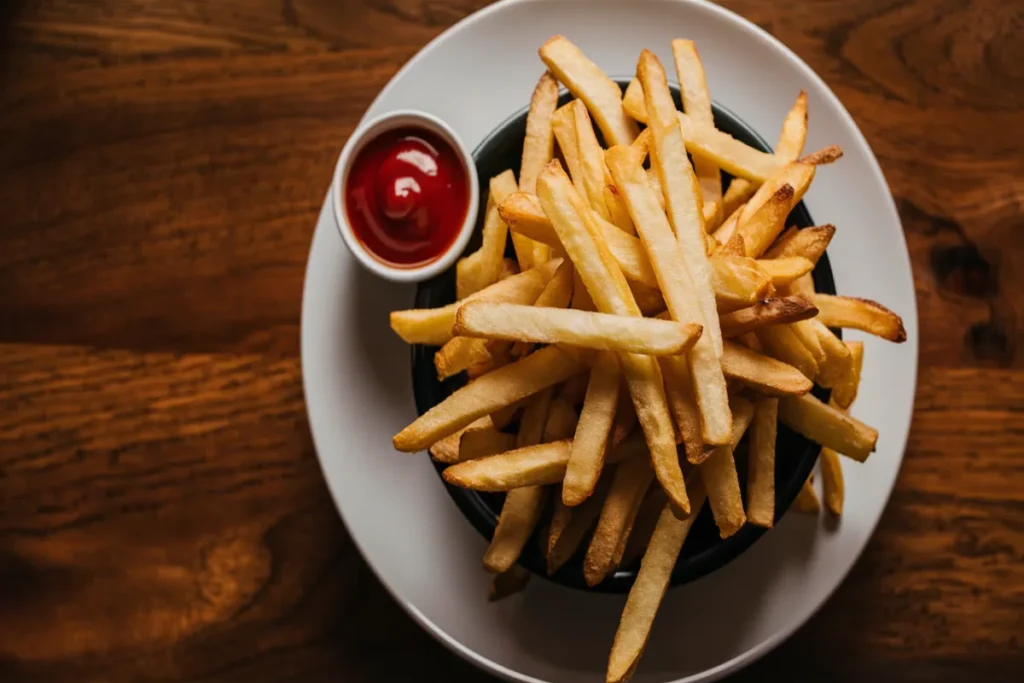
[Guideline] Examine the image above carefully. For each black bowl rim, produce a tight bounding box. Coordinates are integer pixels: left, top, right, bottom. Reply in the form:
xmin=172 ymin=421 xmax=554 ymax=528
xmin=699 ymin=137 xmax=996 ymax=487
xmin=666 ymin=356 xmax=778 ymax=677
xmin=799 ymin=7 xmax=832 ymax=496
xmin=412 ymin=80 xmax=832 ymax=593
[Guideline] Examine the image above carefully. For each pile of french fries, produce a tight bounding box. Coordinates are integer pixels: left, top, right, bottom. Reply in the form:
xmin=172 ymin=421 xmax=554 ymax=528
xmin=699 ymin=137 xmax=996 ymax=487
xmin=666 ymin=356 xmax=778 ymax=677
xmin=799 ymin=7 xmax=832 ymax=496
xmin=390 ymin=36 xmax=906 ymax=683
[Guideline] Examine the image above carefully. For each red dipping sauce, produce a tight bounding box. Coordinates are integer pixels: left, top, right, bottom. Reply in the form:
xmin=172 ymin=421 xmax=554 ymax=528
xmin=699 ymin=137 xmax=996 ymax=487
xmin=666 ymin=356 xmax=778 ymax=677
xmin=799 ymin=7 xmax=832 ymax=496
xmin=344 ymin=127 xmax=470 ymax=268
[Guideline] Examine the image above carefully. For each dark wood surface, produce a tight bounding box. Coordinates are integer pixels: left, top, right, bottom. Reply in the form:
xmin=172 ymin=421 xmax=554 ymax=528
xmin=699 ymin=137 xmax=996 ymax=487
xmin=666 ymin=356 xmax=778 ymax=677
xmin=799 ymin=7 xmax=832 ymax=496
xmin=1 ymin=0 xmax=1021 ymax=681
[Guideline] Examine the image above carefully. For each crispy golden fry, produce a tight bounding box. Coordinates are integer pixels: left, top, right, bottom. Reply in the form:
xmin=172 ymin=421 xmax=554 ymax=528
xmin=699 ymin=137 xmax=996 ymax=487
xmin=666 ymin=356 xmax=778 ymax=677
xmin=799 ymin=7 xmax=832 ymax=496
xmin=534 ymin=257 xmax=574 ymax=308
xmin=457 ymin=171 xmax=520 ymax=298
xmin=622 ymin=77 xmax=646 ymax=126
xmin=390 ymin=259 xmax=561 ymax=345
xmin=570 ymin=100 xmax=614 ymax=220
xmin=552 ymin=102 xmax=586 ymax=199
xmin=758 ymin=256 xmax=814 ymax=287
xmin=520 ymin=72 xmax=559 ymax=195
xmin=548 ymin=476 xmax=611 ymax=575
xmin=701 ymin=396 xmax=754 ymax=538
xmin=488 ymin=564 xmax=530 ymax=601
xmin=444 ymin=440 xmax=572 ymax=491
xmin=604 ymin=183 xmax=637 ymax=235
xmin=746 ymin=397 xmax=778 ymax=528
xmin=560 ymin=371 xmax=591 ymax=407
xmin=585 ymin=454 xmax=654 ymax=586
xmin=564 ymin=353 xmax=620 ymax=506
xmin=638 ymin=52 xmax=723 ymax=353
xmin=544 ymin=397 xmax=579 ymax=442
xmin=624 ymin=78 xmax=784 ymax=183
xmin=618 ymin=485 xmax=669 ymax=568
xmin=393 ymin=344 xmax=586 ymax=452
xmin=790 ymin=319 xmax=827 ymax=367
xmin=718 ymin=231 xmax=746 ymax=257
xmin=607 ymin=478 xmax=705 ymax=683
xmin=484 ymin=485 xmax=547 ymax=573
xmin=813 ymin=294 xmax=908 ymax=342
xmin=739 ymin=162 xmax=814 ymax=231
xmin=757 ymin=325 xmax=818 ymax=380
xmin=673 ymin=39 xmax=721 ymax=226
xmin=794 ymin=478 xmax=821 ymax=513
xmin=605 ymin=145 xmax=732 ymax=447
xmin=718 ymin=295 xmax=818 ymax=337
xmin=711 ymin=254 xmax=773 ymax=311
xmin=454 ymin=302 xmax=702 ymax=355
xmin=429 ymin=415 xmax=493 ymax=464
xmin=776 ymin=90 xmax=809 ymax=161
xmin=459 ymin=427 xmax=517 ymax=463
xmin=832 ymin=340 xmax=864 ymax=410
xmin=763 ymin=224 xmax=835 ymax=263
xmin=435 ymin=336 xmax=491 ymax=381
xmin=720 ymin=181 xmax=756 ymax=228
xmin=778 ymin=392 xmax=878 ymax=462
xmin=540 ymin=36 xmax=639 ymax=146
xmin=810 ymin=318 xmax=853 ymax=389
xmin=659 ymin=356 xmax=705 ymax=464
xmin=538 ymin=160 xmax=689 ymax=515
xmin=737 ymin=183 xmax=794 ymax=257
xmin=719 ymin=340 xmax=815 ymax=396
xmin=820 ymin=447 xmax=844 ymax=516
xmin=798 ymin=145 xmax=844 ymax=166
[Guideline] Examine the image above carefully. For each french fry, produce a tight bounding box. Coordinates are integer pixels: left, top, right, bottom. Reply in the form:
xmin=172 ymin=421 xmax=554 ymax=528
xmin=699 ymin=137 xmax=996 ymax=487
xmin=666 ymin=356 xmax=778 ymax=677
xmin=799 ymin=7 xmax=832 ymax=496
xmin=798 ymin=145 xmax=844 ymax=166
xmin=571 ymin=99 xmax=614 ymax=220
xmin=560 ymin=371 xmax=591 ymax=408
xmin=539 ymin=36 xmax=639 ymax=146
xmin=454 ymin=302 xmax=702 ymax=355
xmin=757 ymin=325 xmax=818 ymax=380
xmin=812 ymin=294 xmax=908 ymax=342
xmin=719 ymin=340 xmax=815 ymax=396
xmin=624 ymin=78 xmax=784 ymax=183
xmin=457 ymin=171 xmax=520 ymax=298
xmin=809 ymin=318 xmax=853 ymax=389
xmin=548 ymin=476 xmax=612 ymax=575
xmin=491 ymin=401 xmax=523 ymax=430
xmin=718 ymin=295 xmax=818 ymax=337
xmin=605 ymin=145 xmax=732 ymax=447
xmin=832 ymin=340 xmax=865 ymax=410
xmin=618 ymin=485 xmax=669 ymax=568
xmin=673 ymin=39 xmax=721 ymax=227
xmin=736 ymin=183 xmax=793 ymax=257
xmin=520 ymin=72 xmax=559 ymax=194
xmin=571 ymin=268 xmax=596 ymax=311
xmin=710 ymin=254 xmax=773 ymax=310
xmin=638 ymin=51 xmax=723 ymax=354
xmin=789 ymin=319 xmax=827 ymax=367
xmin=538 ymin=160 xmax=689 ymax=515
xmin=604 ymin=183 xmax=637 ymax=235
xmin=390 ymin=259 xmax=561 ymax=345
xmin=622 ymin=77 xmax=645 ymax=127
xmin=794 ymin=479 xmax=821 ymax=513
xmin=429 ymin=416 xmax=493 ymax=464
xmin=778 ymin=392 xmax=878 ymax=462
xmin=758 ymin=256 xmax=814 ymax=287
xmin=444 ymin=440 xmax=572 ymax=491
xmin=746 ymin=397 xmax=778 ymax=528
xmin=718 ymin=230 xmax=746 ymax=257
xmin=610 ymin=388 xmax=638 ymax=446
xmin=488 ymin=564 xmax=530 ymax=601
xmin=659 ymin=356 xmax=705 ymax=463
xmin=607 ymin=478 xmax=706 ymax=683
xmin=584 ymin=453 xmax=654 ymax=586
xmin=435 ymin=336 xmax=492 ymax=381
xmin=788 ymin=272 xmax=816 ymax=298
xmin=459 ymin=427 xmax=517 ymax=463
xmin=544 ymin=397 xmax=579 ymax=442
xmin=534 ymin=257 xmax=574 ymax=308
xmin=393 ymin=344 xmax=586 ymax=452
xmin=763 ymin=224 xmax=835 ymax=263
xmin=564 ymin=353 xmax=620 ymax=506
xmin=552 ymin=103 xmax=587 ymax=199
xmin=820 ymin=447 xmax=844 ymax=516
xmin=738 ymin=162 xmax=815 ymax=232
xmin=701 ymin=396 xmax=754 ymax=538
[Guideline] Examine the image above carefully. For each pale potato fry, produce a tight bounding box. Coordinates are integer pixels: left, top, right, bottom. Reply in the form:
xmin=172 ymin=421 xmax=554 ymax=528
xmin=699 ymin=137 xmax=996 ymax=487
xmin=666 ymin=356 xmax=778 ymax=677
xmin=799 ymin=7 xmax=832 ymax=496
xmin=552 ymin=103 xmax=587 ymax=199
xmin=618 ymin=485 xmax=669 ymax=568
xmin=737 ymin=183 xmax=794 ymax=257
xmin=813 ymin=294 xmax=908 ymax=342
xmin=718 ymin=230 xmax=746 ymax=257
xmin=622 ymin=77 xmax=645 ymax=126
xmin=644 ymin=168 xmax=666 ymax=210
xmin=457 ymin=170 xmax=520 ymax=298
xmin=520 ymin=72 xmax=559 ymax=195
xmin=788 ymin=272 xmax=816 ymax=297
xmin=720 ymin=182 xmax=756 ymax=227
xmin=444 ymin=440 xmax=572 ymax=491
xmin=673 ymin=39 xmax=721 ymax=226
xmin=758 ymin=256 xmax=814 ymax=286
xmin=544 ymin=397 xmax=579 ymax=442
xmin=746 ymin=397 xmax=778 ymax=528
xmin=710 ymin=254 xmax=773 ymax=311
xmin=701 ymin=396 xmax=754 ymax=538
xmin=429 ymin=415 xmax=493 ymax=464
xmin=390 ymin=259 xmax=561 ymax=345
xmin=604 ymin=183 xmax=637 ymax=235
xmin=809 ymin=318 xmax=853 ymax=389
xmin=585 ymin=453 xmax=654 ymax=586
xmin=571 ymin=99 xmax=613 ymax=220
xmin=459 ymin=427 xmax=517 ymax=463
xmin=712 ymin=202 xmax=743 ymax=245
xmin=776 ymin=90 xmax=809 ymax=162
xmin=454 ymin=302 xmax=701 ymax=355
xmin=393 ymin=344 xmax=586 ymax=452
xmin=719 ymin=340 xmax=815 ymax=396
xmin=718 ymin=295 xmax=818 ymax=337
xmin=738 ymin=162 xmax=814 ymax=230
xmin=605 ymin=145 xmax=732 ymax=447
xmin=564 ymin=352 xmax=620 ymax=506
xmin=538 ymin=160 xmax=690 ymax=515
xmin=757 ymin=325 xmax=818 ymax=380
xmin=659 ymin=355 xmax=705 ymax=464
xmin=484 ymin=486 xmax=547 ymax=573
xmin=832 ymin=340 xmax=865 ymax=410
xmin=624 ymin=78 xmax=784 ymax=183
xmin=488 ymin=564 xmax=530 ymax=602
xmin=790 ymin=319 xmax=827 ymax=367
xmin=534 ymin=257 xmax=574 ymax=308
xmin=820 ymin=447 xmax=844 ymax=516
xmin=778 ymin=392 xmax=879 ymax=462
xmin=607 ymin=478 xmax=706 ymax=683
xmin=638 ymin=52 xmax=723 ymax=354
xmin=763 ymin=224 xmax=835 ymax=263
xmin=548 ymin=475 xmax=611 ymax=575
xmin=540 ymin=36 xmax=639 ymax=146
xmin=794 ymin=478 xmax=821 ymax=513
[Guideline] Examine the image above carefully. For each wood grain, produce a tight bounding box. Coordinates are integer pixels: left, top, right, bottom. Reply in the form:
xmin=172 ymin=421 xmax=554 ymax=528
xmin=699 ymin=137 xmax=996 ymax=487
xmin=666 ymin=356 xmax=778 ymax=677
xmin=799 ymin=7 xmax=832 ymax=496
xmin=1 ymin=0 xmax=1021 ymax=681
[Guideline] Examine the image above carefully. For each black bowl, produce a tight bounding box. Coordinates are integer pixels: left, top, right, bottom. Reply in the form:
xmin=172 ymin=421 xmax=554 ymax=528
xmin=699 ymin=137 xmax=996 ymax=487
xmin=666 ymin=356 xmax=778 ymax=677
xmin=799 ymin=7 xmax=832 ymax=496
xmin=411 ymin=80 xmax=834 ymax=593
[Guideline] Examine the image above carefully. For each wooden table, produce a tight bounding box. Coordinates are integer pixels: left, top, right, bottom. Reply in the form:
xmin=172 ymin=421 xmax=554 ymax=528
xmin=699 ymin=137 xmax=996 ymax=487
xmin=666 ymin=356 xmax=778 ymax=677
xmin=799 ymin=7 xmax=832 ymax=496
xmin=1 ymin=1 xmax=1021 ymax=681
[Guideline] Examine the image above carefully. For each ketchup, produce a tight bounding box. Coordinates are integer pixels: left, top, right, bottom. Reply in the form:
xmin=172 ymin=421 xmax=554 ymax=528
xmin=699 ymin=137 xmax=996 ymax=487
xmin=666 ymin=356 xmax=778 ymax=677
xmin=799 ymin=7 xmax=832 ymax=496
xmin=345 ymin=127 xmax=469 ymax=268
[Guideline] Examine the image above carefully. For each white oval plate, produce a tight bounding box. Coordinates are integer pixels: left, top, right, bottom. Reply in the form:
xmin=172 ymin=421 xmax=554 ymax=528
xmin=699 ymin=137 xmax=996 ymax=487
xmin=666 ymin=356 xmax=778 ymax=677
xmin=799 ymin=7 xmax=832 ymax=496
xmin=301 ymin=1 xmax=918 ymax=681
